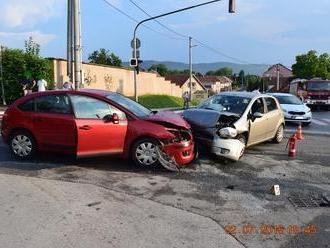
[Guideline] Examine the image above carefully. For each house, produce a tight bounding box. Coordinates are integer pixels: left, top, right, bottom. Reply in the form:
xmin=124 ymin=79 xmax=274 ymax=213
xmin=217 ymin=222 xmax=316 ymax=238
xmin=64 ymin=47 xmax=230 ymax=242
xmin=197 ymin=76 xmax=233 ymax=93
xmin=164 ymin=74 xmax=207 ymax=94
xmin=263 ymin=64 xmax=293 ymax=92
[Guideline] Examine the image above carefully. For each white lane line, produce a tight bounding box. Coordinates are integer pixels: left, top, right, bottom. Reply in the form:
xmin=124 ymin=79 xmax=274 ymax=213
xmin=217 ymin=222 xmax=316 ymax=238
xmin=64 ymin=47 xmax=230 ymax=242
xmin=312 ymin=118 xmax=330 ymax=126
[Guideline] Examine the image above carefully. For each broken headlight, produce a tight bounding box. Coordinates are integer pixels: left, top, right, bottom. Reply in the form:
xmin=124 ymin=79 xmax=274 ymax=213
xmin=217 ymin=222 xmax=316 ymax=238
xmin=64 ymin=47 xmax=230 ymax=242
xmin=164 ymin=128 xmax=191 ymax=144
xmin=218 ymin=127 xmax=237 ymax=138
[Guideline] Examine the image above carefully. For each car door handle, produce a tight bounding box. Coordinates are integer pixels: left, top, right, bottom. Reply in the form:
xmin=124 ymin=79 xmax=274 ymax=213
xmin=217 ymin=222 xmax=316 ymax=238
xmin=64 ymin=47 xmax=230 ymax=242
xmin=79 ymin=125 xmax=92 ymax=130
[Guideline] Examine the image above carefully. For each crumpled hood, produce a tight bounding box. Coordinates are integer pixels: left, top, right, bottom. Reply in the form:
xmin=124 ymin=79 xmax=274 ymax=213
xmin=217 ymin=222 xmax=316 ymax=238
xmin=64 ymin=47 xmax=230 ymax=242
xmin=280 ymin=104 xmax=310 ymax=113
xmin=183 ymin=109 xmax=239 ymax=128
xmin=142 ymin=111 xmax=190 ymax=129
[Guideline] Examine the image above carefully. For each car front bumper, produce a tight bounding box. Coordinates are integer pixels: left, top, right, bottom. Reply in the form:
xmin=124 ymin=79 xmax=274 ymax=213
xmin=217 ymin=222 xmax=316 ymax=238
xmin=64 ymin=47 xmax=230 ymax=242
xmin=284 ymin=113 xmax=312 ymax=123
xmin=163 ymin=140 xmax=195 ymax=166
xmin=211 ymin=137 xmax=245 ymax=161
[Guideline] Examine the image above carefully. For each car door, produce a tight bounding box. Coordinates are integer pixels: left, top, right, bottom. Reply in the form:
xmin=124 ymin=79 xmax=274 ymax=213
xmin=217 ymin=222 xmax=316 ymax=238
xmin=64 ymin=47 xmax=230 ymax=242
xmin=33 ymin=94 xmax=76 ymax=153
xmin=69 ymin=94 xmax=128 ymax=157
xmin=264 ymin=97 xmax=282 ymax=139
xmin=247 ymin=97 xmax=267 ymax=145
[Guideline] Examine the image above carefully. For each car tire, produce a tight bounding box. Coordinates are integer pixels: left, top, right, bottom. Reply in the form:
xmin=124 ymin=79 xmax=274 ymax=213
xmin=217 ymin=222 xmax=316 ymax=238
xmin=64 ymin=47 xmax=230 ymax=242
xmin=236 ymin=134 xmax=247 ymax=159
xmin=9 ymin=130 xmax=36 ymax=160
xmin=131 ymin=138 xmax=160 ymax=167
xmin=273 ymin=124 xmax=284 ymax=143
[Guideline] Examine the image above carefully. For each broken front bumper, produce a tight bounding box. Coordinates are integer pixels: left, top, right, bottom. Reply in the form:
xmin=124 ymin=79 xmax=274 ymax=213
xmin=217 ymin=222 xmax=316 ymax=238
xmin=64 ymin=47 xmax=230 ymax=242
xmin=211 ymin=137 xmax=245 ymax=161
xmin=163 ymin=140 xmax=195 ymax=166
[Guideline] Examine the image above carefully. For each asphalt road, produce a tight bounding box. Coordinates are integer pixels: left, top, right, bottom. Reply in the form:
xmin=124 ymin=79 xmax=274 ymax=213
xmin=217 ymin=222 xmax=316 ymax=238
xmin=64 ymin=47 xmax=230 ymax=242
xmin=0 ymin=131 xmax=329 ymax=248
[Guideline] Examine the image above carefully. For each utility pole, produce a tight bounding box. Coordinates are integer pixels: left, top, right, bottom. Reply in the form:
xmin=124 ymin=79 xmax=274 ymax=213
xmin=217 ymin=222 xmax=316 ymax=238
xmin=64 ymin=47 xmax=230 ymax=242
xmin=276 ymin=64 xmax=280 ymax=91
xmin=189 ymin=37 xmax=192 ymax=104
xmin=67 ymin=0 xmax=74 ymax=83
xmin=0 ymin=45 xmax=6 ymax=106
xmin=73 ymin=0 xmax=82 ymax=89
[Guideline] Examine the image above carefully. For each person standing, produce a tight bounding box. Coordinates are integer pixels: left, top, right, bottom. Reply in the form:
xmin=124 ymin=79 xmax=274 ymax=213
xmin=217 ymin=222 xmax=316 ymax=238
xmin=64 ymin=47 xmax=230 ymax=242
xmin=25 ymin=79 xmax=36 ymax=95
xmin=182 ymin=91 xmax=190 ymax=109
xmin=37 ymin=79 xmax=47 ymax=92
xmin=63 ymin=81 xmax=73 ymax=90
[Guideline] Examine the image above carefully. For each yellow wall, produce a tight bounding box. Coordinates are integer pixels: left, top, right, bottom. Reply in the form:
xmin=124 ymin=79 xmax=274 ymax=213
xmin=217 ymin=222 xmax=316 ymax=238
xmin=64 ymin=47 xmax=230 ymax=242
xmin=52 ymin=59 xmax=183 ymax=97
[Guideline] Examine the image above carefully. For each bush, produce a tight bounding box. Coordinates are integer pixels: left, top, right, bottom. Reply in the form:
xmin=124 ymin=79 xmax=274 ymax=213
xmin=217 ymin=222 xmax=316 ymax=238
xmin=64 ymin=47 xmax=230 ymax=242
xmin=1 ymin=48 xmax=54 ymax=104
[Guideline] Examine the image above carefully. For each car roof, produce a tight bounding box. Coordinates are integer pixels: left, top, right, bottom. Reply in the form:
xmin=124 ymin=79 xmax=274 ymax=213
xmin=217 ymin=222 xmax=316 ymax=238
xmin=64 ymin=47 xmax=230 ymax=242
xmin=215 ymin=91 xmax=269 ymax=99
xmin=12 ymin=89 xmax=117 ymax=106
xmin=269 ymin=93 xmax=295 ymax=97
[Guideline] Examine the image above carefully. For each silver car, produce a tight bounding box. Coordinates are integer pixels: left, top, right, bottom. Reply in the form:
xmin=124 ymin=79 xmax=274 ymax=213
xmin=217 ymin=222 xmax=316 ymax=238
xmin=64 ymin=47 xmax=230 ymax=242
xmin=183 ymin=92 xmax=285 ymax=161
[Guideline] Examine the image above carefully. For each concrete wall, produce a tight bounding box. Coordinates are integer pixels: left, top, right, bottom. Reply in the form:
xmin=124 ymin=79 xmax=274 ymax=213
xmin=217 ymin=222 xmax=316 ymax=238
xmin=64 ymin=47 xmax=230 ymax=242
xmin=52 ymin=59 xmax=183 ymax=97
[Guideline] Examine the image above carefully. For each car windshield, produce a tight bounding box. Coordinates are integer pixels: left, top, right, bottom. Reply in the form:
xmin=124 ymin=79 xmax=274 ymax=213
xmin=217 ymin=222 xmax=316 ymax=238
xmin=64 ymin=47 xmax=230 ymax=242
xmin=198 ymin=95 xmax=251 ymax=115
xmin=307 ymin=81 xmax=330 ymax=91
xmin=106 ymin=94 xmax=152 ymax=117
xmin=275 ymin=95 xmax=302 ymax=105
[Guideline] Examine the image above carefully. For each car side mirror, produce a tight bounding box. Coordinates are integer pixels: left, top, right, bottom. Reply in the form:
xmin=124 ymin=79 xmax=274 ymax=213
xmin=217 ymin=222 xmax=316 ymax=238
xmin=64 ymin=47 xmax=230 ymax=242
xmin=103 ymin=113 xmax=119 ymax=124
xmin=252 ymin=112 xmax=263 ymax=119
xmin=248 ymin=112 xmax=263 ymax=121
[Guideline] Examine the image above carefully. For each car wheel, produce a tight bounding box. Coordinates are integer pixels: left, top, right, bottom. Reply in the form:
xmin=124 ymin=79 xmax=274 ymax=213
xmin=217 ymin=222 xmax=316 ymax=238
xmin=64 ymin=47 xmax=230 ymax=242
xmin=132 ymin=138 xmax=159 ymax=167
xmin=236 ymin=134 xmax=247 ymax=158
xmin=10 ymin=131 xmax=36 ymax=159
xmin=273 ymin=124 xmax=284 ymax=143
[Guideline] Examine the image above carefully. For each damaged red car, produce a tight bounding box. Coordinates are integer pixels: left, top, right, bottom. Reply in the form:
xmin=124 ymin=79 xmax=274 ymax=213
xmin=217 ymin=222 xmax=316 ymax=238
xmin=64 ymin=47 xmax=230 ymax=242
xmin=1 ymin=89 xmax=194 ymax=171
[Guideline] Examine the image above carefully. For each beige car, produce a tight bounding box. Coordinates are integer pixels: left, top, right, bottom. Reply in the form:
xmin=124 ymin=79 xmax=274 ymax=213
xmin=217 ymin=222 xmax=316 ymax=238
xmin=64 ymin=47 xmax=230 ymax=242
xmin=183 ymin=92 xmax=285 ymax=161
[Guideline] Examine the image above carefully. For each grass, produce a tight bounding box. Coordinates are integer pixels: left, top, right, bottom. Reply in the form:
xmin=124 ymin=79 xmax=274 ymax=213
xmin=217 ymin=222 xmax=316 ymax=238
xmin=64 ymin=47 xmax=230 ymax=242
xmin=133 ymin=94 xmax=201 ymax=109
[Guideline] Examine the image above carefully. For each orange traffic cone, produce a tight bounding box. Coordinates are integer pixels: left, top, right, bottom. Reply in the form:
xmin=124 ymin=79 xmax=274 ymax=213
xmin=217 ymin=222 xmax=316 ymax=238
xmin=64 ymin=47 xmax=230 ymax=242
xmin=296 ymin=124 xmax=304 ymax=140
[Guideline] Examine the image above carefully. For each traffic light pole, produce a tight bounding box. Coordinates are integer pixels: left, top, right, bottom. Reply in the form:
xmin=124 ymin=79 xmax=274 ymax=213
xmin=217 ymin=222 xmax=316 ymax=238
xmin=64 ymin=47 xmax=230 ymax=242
xmin=132 ymin=0 xmax=229 ymax=102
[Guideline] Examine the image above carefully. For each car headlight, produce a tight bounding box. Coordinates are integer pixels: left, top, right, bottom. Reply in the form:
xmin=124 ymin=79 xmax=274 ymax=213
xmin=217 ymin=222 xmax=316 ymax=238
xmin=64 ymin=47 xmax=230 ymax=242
xmin=218 ymin=127 xmax=237 ymax=138
xmin=282 ymin=108 xmax=288 ymax=113
xmin=306 ymin=108 xmax=311 ymax=113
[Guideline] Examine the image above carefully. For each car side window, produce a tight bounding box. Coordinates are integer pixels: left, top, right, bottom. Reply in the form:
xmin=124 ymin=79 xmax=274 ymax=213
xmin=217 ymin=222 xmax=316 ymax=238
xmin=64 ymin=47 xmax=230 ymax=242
xmin=265 ymin=97 xmax=278 ymax=112
xmin=251 ymin=98 xmax=265 ymax=114
xmin=18 ymin=99 xmax=35 ymax=112
xmin=36 ymin=94 xmax=72 ymax=114
xmin=70 ymin=95 xmax=126 ymax=120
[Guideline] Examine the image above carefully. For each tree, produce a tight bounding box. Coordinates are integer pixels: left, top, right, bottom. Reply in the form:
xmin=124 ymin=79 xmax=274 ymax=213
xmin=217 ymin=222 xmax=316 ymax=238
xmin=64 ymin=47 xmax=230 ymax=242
xmin=206 ymin=67 xmax=232 ymax=77
xmin=292 ymin=50 xmax=330 ymax=79
xmin=88 ymin=48 xmax=122 ymax=67
xmin=246 ymin=75 xmax=262 ymax=91
xmin=1 ymin=47 xmax=53 ymax=103
xmin=148 ymin=64 xmax=168 ymax=77
xmin=24 ymin=36 xmax=40 ymax=56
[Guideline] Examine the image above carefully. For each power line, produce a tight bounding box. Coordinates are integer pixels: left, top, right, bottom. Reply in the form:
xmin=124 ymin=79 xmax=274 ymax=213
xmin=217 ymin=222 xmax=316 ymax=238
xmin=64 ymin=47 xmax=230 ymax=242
xmin=128 ymin=0 xmax=187 ymax=40
xmin=101 ymin=0 xmax=184 ymax=41
xmin=127 ymin=0 xmax=250 ymax=64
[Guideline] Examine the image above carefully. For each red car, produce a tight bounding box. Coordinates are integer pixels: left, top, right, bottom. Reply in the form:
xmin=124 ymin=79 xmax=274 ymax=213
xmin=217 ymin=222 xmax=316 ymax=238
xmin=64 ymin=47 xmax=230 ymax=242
xmin=1 ymin=89 xmax=194 ymax=171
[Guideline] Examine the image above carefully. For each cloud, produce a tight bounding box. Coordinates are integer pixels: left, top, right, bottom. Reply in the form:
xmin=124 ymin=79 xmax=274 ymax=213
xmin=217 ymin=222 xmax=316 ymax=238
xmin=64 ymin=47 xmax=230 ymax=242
xmin=0 ymin=0 xmax=65 ymax=28
xmin=0 ymin=31 xmax=57 ymax=45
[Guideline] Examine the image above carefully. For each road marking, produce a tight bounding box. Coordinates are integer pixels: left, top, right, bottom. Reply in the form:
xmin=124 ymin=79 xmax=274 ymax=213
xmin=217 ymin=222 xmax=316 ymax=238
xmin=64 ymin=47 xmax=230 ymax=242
xmin=312 ymin=118 xmax=330 ymax=126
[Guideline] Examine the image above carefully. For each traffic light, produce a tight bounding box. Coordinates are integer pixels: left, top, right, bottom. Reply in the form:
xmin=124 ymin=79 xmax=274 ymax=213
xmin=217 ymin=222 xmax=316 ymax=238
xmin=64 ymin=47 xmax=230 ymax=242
xmin=229 ymin=0 xmax=236 ymax=13
xmin=130 ymin=58 xmax=138 ymax=67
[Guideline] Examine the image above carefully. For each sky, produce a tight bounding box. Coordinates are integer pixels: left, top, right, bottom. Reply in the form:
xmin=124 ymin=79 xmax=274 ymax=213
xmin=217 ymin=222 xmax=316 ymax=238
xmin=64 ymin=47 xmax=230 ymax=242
xmin=0 ymin=0 xmax=329 ymax=67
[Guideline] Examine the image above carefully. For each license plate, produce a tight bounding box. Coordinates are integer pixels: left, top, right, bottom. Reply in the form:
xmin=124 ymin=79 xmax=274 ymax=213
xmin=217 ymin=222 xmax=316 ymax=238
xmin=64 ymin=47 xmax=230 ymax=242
xmin=293 ymin=116 xmax=304 ymax=120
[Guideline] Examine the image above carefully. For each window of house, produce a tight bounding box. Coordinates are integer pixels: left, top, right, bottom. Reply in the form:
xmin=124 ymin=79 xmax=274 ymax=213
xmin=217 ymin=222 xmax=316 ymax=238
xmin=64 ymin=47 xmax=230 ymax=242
xmin=36 ymin=94 xmax=71 ymax=114
xmin=70 ymin=95 xmax=126 ymax=120
xmin=265 ymin=97 xmax=278 ymax=112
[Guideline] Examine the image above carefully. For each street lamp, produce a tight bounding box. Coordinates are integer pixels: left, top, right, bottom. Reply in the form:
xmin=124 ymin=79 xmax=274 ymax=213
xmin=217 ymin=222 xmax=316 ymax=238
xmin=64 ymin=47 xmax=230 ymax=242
xmin=131 ymin=0 xmax=236 ymax=102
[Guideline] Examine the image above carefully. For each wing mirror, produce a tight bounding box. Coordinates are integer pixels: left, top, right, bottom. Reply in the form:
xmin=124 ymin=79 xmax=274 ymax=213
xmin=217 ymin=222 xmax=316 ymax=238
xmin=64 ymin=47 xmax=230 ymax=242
xmin=103 ymin=113 xmax=119 ymax=124
xmin=253 ymin=112 xmax=263 ymax=119
xmin=248 ymin=112 xmax=263 ymax=121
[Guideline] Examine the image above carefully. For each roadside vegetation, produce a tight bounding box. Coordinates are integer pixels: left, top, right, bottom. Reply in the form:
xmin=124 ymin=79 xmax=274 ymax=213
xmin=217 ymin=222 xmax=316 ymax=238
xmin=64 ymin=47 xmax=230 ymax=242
xmin=137 ymin=94 xmax=199 ymax=109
